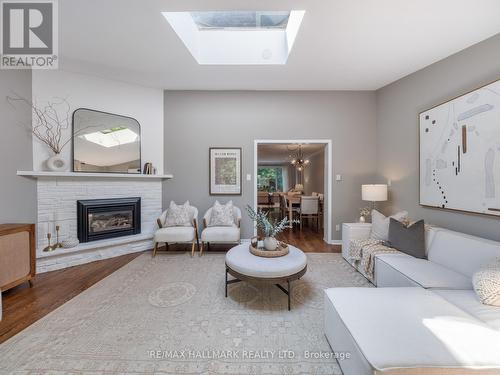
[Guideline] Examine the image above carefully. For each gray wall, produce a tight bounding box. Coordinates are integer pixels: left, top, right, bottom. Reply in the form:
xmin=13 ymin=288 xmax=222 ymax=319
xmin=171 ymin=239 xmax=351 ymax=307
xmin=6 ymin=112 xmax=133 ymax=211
xmin=376 ymin=33 xmax=500 ymax=241
xmin=303 ymin=148 xmax=325 ymax=195
xmin=164 ymin=91 xmax=377 ymax=240
xmin=0 ymin=70 xmax=36 ymax=223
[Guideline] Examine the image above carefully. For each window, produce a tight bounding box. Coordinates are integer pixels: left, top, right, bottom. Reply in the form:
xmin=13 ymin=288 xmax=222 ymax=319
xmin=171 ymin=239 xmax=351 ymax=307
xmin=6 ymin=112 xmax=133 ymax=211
xmin=258 ymin=167 xmax=284 ymax=192
xmin=190 ymin=11 xmax=290 ymax=30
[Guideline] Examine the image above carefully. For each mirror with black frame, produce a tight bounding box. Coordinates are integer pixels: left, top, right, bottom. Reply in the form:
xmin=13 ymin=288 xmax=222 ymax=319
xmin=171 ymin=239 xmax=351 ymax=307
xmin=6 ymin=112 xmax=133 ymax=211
xmin=72 ymin=108 xmax=141 ymax=173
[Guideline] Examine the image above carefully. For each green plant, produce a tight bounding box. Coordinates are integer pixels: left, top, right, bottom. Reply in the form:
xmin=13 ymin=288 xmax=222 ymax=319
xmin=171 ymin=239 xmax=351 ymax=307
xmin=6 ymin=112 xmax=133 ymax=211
xmin=246 ymin=205 xmax=298 ymax=238
xmin=359 ymin=207 xmax=371 ymax=217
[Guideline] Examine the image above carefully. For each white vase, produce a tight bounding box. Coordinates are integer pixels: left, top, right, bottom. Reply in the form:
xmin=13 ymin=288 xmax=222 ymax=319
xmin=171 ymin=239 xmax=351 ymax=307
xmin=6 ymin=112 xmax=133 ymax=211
xmin=46 ymin=153 xmax=67 ymax=172
xmin=263 ymin=237 xmax=278 ymax=251
xmin=359 ymin=216 xmax=366 ymax=223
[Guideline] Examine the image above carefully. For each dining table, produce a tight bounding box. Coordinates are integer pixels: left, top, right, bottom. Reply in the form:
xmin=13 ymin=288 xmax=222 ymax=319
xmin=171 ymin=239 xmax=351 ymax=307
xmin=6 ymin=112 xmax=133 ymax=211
xmin=281 ymin=193 xmax=301 ymax=228
xmin=278 ymin=193 xmax=323 ymax=228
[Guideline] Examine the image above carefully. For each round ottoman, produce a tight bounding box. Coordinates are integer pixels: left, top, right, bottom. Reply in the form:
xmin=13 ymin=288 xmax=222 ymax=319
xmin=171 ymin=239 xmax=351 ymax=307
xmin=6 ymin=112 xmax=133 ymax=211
xmin=225 ymin=243 xmax=307 ymax=310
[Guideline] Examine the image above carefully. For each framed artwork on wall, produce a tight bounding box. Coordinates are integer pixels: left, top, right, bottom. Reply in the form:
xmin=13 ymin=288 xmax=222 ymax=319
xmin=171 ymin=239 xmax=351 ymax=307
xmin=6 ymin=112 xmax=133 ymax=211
xmin=419 ymin=78 xmax=500 ymax=217
xmin=209 ymin=147 xmax=242 ymax=195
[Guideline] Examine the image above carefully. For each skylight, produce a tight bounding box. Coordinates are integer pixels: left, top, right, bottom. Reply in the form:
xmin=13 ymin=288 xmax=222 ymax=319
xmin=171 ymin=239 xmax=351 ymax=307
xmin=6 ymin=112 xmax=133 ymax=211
xmin=80 ymin=128 xmax=138 ymax=148
xmin=190 ymin=11 xmax=290 ymax=30
xmin=162 ymin=10 xmax=305 ymax=65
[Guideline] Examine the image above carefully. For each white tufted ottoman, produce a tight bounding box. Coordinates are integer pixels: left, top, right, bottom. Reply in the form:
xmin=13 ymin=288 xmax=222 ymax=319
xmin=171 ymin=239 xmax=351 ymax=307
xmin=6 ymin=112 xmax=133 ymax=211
xmin=225 ymin=243 xmax=307 ymax=310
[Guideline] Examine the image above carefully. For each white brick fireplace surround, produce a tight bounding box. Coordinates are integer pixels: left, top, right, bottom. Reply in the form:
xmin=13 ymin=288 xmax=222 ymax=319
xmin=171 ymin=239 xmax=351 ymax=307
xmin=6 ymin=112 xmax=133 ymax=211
xmin=33 ymin=176 xmax=163 ymax=273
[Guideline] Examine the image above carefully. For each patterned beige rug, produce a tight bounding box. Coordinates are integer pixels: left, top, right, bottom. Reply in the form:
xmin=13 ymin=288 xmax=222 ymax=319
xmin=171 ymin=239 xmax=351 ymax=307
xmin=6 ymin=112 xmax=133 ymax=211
xmin=0 ymin=252 xmax=370 ymax=375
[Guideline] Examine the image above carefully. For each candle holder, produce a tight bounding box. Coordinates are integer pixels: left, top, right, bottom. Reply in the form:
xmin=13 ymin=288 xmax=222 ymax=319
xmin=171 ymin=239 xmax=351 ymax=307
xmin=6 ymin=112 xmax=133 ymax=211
xmin=54 ymin=225 xmax=63 ymax=249
xmin=42 ymin=233 xmax=56 ymax=252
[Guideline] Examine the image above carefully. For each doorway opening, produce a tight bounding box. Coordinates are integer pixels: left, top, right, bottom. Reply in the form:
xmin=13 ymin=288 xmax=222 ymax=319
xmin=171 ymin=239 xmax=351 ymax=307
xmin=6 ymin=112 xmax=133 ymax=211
xmin=254 ymin=140 xmax=333 ymax=251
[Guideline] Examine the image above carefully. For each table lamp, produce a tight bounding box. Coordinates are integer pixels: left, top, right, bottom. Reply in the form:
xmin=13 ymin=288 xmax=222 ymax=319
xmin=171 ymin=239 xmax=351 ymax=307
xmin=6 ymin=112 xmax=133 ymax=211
xmin=294 ymin=184 xmax=304 ymax=193
xmin=362 ymin=184 xmax=388 ymax=209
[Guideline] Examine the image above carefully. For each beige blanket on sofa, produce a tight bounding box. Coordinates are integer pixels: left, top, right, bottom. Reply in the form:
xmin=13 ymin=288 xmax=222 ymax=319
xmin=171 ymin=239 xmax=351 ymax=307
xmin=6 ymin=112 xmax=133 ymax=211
xmin=349 ymin=239 xmax=401 ymax=281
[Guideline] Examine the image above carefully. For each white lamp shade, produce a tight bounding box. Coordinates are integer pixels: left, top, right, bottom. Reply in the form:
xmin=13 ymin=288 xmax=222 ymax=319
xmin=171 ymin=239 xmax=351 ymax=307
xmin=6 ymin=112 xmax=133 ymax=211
xmin=362 ymin=184 xmax=388 ymax=202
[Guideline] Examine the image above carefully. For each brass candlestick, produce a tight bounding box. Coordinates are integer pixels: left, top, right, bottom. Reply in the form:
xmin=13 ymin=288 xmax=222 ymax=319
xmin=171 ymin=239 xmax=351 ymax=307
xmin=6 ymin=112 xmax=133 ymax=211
xmin=42 ymin=233 xmax=56 ymax=252
xmin=54 ymin=225 xmax=63 ymax=248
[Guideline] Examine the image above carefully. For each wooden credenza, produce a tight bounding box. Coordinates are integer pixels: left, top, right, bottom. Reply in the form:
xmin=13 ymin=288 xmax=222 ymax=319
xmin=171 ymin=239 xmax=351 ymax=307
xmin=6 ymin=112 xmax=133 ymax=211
xmin=0 ymin=224 xmax=35 ymax=291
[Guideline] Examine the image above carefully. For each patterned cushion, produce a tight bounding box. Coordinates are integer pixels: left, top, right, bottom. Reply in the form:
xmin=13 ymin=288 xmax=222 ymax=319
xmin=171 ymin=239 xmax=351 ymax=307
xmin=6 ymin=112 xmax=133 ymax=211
xmin=473 ymin=258 xmax=500 ymax=307
xmin=164 ymin=201 xmax=192 ymax=227
xmin=208 ymin=201 xmax=235 ymax=227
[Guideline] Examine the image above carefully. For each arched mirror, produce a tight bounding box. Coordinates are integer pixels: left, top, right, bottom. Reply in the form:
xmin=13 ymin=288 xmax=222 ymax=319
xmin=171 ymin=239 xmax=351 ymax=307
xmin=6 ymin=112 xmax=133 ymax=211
xmin=72 ymin=108 xmax=141 ymax=173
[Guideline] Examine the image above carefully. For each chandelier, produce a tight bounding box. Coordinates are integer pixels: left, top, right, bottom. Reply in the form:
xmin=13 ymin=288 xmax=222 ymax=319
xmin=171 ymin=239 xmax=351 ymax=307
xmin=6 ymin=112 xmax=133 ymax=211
xmin=289 ymin=144 xmax=310 ymax=171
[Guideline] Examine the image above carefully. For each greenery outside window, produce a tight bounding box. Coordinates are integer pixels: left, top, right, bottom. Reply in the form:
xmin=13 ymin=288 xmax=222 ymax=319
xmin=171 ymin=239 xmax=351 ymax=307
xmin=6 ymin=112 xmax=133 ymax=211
xmin=258 ymin=167 xmax=284 ymax=192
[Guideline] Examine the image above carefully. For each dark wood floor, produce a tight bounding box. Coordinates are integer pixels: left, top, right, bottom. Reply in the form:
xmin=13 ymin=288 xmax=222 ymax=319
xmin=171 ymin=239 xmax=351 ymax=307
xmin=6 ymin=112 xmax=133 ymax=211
xmin=0 ymin=227 xmax=339 ymax=344
xmin=0 ymin=252 xmax=142 ymax=344
xmin=277 ymin=226 xmax=340 ymax=253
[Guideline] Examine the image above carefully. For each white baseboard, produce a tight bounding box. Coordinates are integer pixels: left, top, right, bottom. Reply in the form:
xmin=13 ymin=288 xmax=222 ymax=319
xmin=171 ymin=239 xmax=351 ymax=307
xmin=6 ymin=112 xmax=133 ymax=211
xmin=326 ymin=239 xmax=342 ymax=245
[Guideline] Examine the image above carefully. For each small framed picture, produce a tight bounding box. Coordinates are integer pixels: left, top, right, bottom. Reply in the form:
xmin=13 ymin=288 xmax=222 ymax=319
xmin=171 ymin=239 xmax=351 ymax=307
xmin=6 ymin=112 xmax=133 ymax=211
xmin=209 ymin=147 xmax=242 ymax=195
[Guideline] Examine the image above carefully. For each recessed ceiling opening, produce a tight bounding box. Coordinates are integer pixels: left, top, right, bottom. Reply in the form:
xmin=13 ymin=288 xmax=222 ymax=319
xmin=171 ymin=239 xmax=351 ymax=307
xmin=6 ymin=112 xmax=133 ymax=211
xmin=162 ymin=10 xmax=305 ymax=65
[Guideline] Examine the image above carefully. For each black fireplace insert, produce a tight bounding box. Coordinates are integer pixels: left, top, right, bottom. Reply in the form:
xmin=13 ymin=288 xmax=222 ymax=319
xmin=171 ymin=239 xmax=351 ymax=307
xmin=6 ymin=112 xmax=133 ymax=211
xmin=77 ymin=197 xmax=141 ymax=243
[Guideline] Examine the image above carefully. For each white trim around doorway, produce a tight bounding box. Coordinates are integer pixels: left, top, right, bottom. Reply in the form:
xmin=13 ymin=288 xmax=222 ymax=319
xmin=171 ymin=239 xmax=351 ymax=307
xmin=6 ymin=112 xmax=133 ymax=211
xmin=253 ymin=139 xmax=333 ymax=244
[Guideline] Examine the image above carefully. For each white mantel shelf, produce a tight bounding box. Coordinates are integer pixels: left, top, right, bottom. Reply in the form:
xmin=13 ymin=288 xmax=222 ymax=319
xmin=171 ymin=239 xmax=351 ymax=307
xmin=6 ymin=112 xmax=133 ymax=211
xmin=17 ymin=171 xmax=173 ymax=180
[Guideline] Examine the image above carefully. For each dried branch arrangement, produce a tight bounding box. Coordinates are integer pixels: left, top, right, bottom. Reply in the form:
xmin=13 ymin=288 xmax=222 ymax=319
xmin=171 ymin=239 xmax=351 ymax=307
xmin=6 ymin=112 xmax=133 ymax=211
xmin=6 ymin=94 xmax=72 ymax=154
xmin=246 ymin=205 xmax=298 ymax=238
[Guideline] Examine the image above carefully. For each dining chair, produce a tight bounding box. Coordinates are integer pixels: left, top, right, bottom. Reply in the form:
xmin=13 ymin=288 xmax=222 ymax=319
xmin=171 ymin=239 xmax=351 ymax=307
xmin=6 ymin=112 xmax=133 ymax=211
xmin=299 ymin=196 xmax=320 ymax=231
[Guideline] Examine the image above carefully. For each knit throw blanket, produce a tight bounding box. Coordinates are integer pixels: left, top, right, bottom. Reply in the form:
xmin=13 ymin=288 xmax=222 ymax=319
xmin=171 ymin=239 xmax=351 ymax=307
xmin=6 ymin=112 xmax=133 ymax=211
xmin=348 ymin=239 xmax=400 ymax=281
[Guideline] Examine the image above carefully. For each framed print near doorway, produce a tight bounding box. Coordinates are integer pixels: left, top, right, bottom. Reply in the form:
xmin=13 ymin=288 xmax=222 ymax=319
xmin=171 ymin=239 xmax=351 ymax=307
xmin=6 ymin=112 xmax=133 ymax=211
xmin=209 ymin=147 xmax=242 ymax=195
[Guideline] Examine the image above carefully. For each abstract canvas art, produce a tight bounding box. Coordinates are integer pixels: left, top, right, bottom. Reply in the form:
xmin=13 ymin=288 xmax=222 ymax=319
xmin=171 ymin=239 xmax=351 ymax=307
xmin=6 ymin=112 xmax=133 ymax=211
xmin=420 ymin=79 xmax=500 ymax=216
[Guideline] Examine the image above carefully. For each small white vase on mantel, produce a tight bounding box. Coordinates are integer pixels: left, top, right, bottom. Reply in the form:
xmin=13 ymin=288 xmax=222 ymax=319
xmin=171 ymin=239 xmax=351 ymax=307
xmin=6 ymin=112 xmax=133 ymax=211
xmin=359 ymin=216 xmax=366 ymax=223
xmin=263 ymin=236 xmax=278 ymax=251
xmin=46 ymin=153 xmax=68 ymax=172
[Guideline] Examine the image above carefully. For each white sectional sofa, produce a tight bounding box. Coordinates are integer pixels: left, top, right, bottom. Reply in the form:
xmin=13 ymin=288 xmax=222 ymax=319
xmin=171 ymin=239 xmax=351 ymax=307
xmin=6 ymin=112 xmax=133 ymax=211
xmin=324 ymin=223 xmax=500 ymax=375
xmin=341 ymin=223 xmax=500 ymax=289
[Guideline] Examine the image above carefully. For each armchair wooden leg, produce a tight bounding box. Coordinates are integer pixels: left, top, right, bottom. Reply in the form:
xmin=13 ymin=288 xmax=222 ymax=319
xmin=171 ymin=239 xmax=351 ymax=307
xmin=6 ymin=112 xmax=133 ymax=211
xmin=152 ymin=242 xmax=158 ymax=257
xmin=199 ymin=242 xmax=204 ymax=257
xmin=191 ymin=241 xmax=196 ymax=258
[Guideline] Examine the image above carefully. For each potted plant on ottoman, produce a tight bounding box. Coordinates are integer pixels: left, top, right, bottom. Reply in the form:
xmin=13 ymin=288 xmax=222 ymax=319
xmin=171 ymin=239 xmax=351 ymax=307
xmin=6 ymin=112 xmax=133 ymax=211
xmin=246 ymin=205 xmax=297 ymax=251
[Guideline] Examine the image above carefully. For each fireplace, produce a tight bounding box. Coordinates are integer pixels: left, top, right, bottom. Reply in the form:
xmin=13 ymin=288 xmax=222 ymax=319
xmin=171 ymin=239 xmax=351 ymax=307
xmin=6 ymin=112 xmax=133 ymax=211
xmin=77 ymin=198 xmax=141 ymax=243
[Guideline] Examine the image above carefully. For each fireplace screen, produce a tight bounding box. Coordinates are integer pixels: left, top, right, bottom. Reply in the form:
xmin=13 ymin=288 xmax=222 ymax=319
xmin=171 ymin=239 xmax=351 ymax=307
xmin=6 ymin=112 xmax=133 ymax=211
xmin=77 ymin=198 xmax=141 ymax=242
xmin=89 ymin=210 xmax=134 ymax=233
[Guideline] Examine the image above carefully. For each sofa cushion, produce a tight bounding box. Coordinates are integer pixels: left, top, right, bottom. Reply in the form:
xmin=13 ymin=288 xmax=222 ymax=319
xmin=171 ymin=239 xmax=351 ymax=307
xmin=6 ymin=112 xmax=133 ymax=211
xmin=154 ymin=226 xmax=195 ymax=243
xmin=324 ymin=287 xmax=500 ymax=371
xmin=201 ymin=226 xmax=240 ymax=243
xmin=428 ymin=229 xmax=500 ymax=278
xmin=375 ymin=253 xmax=472 ymax=289
xmin=388 ymin=218 xmax=426 ymax=259
xmin=369 ymin=210 xmax=408 ymax=241
xmin=432 ymin=289 xmax=500 ymax=331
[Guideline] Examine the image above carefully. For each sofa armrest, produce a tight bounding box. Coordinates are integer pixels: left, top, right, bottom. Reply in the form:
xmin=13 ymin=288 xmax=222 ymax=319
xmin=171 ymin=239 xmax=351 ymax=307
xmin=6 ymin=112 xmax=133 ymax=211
xmin=342 ymin=223 xmax=372 ymax=261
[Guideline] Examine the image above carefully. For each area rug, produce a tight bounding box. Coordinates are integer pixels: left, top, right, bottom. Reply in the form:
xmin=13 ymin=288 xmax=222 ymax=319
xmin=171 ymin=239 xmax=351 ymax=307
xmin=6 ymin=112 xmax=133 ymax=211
xmin=0 ymin=253 xmax=371 ymax=375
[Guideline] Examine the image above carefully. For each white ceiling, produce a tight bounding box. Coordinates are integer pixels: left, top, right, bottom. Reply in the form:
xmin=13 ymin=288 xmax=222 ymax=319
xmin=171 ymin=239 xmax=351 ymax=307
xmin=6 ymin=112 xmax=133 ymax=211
xmin=59 ymin=0 xmax=500 ymax=90
xmin=258 ymin=143 xmax=325 ymax=164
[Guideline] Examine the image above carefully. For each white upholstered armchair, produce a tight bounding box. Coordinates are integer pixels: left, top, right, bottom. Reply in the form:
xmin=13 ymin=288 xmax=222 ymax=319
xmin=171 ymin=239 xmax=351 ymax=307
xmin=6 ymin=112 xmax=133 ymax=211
xmin=153 ymin=205 xmax=199 ymax=257
xmin=200 ymin=205 xmax=241 ymax=256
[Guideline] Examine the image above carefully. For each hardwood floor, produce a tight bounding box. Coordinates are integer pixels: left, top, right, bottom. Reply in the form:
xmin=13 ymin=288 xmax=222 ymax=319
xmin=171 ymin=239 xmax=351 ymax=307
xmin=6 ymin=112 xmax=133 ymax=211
xmin=0 ymin=228 xmax=339 ymax=344
xmin=0 ymin=252 xmax=142 ymax=344
xmin=277 ymin=226 xmax=340 ymax=253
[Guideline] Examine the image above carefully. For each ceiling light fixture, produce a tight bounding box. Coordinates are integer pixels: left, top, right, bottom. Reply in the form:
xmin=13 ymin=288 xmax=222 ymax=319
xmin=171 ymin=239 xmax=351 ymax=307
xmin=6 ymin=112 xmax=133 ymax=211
xmin=290 ymin=144 xmax=310 ymax=171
